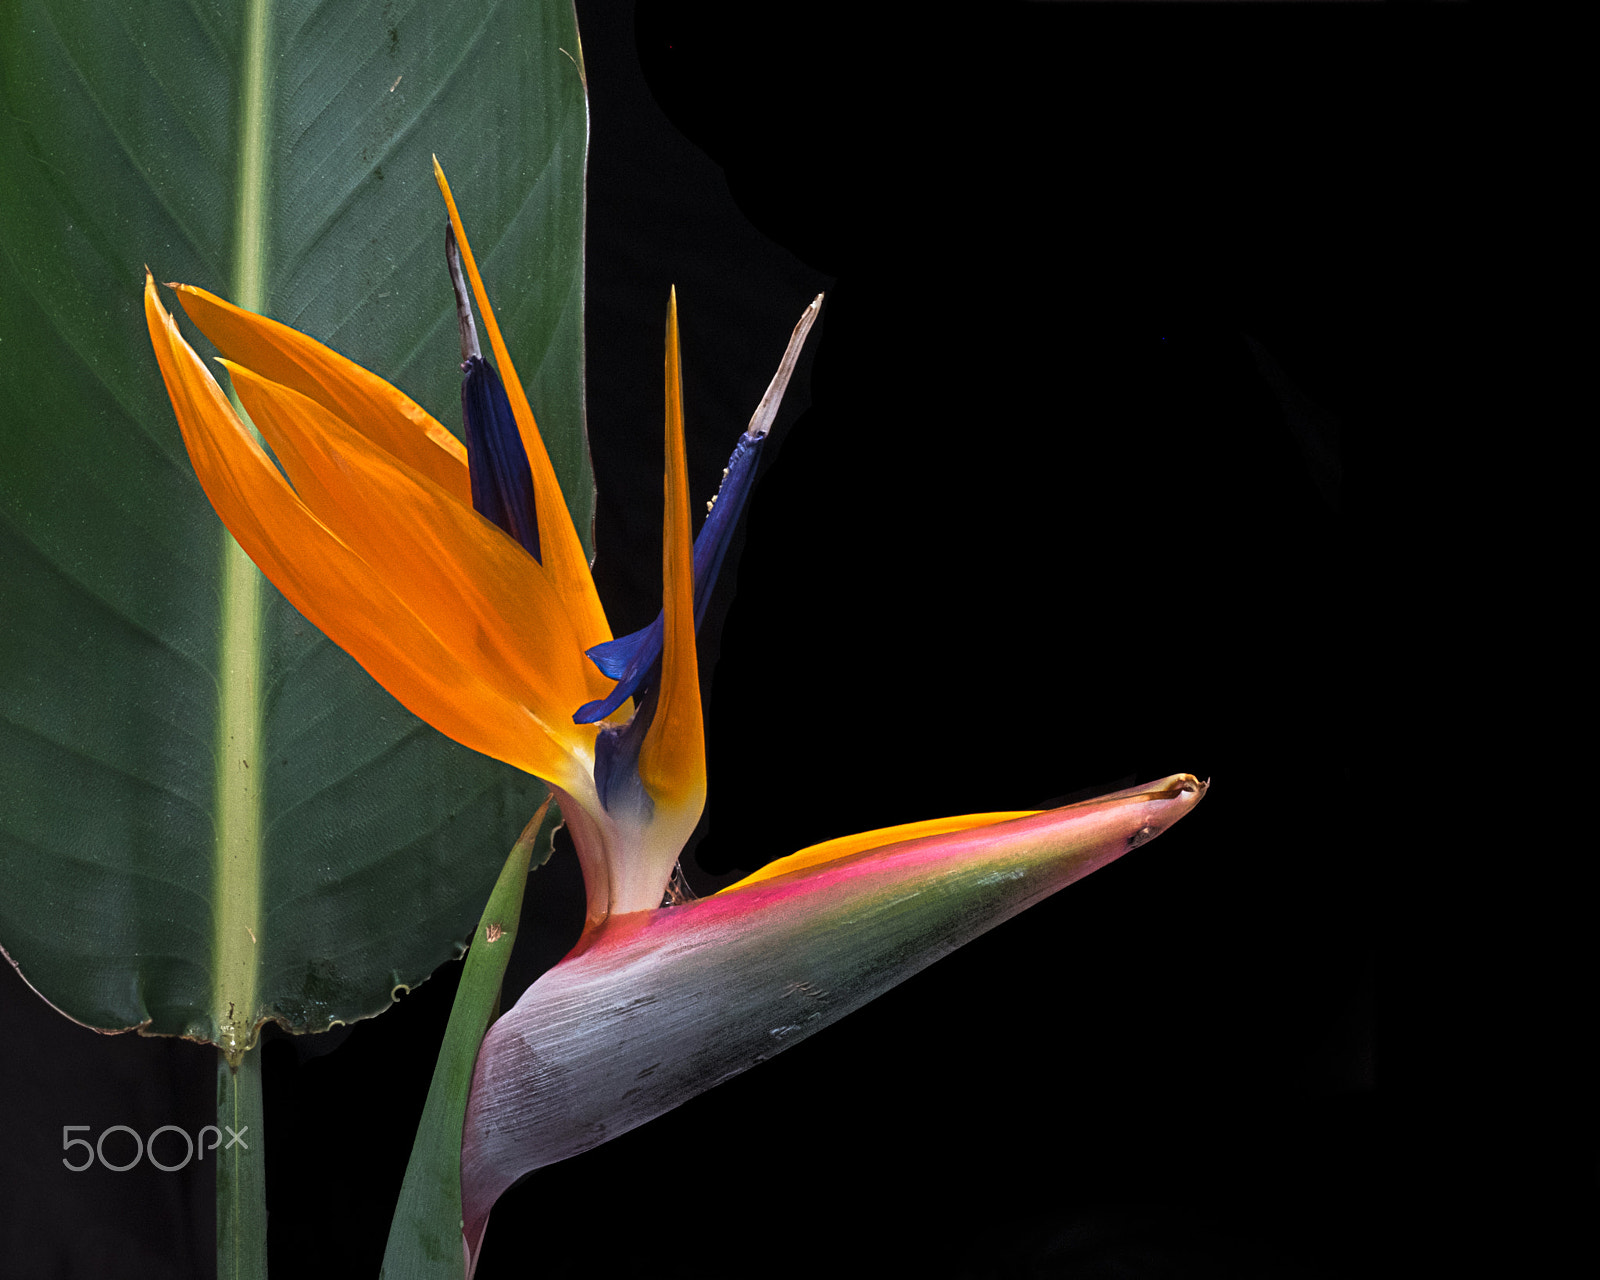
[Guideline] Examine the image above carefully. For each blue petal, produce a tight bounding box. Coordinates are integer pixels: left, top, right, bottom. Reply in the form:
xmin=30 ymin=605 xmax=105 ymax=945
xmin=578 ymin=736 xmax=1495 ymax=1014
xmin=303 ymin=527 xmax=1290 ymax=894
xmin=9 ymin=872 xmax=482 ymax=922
xmin=573 ymin=431 xmax=765 ymax=725
xmin=572 ymin=616 xmax=662 ymax=724
xmin=461 ymin=356 xmax=541 ymax=564
xmin=687 ymin=433 xmax=765 ymax=634
xmin=592 ymin=684 xmax=657 ymax=823
xmin=588 ymin=622 xmax=658 ymax=682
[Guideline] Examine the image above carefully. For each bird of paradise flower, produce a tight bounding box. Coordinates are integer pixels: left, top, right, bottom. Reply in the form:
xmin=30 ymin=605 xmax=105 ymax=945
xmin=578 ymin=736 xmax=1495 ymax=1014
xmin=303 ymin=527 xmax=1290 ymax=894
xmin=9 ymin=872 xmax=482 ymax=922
xmin=144 ymin=160 xmax=1205 ymax=1273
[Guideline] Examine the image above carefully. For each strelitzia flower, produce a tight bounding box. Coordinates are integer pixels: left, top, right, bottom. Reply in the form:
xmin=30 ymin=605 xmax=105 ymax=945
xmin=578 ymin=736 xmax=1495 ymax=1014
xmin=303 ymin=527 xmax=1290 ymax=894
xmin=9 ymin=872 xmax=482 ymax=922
xmin=145 ymin=164 xmax=1205 ymax=1275
xmin=144 ymin=161 xmax=803 ymax=939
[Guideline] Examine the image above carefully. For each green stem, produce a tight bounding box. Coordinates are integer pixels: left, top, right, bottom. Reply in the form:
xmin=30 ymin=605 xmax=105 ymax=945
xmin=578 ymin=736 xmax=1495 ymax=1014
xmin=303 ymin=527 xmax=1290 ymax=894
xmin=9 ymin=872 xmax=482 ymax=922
xmin=216 ymin=1047 xmax=268 ymax=1280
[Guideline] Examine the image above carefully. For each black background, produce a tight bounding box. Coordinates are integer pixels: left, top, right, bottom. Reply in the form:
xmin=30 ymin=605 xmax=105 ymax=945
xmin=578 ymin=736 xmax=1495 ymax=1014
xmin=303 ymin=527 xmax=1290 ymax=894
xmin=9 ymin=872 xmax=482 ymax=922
xmin=4 ymin=3 xmax=1494 ymax=1277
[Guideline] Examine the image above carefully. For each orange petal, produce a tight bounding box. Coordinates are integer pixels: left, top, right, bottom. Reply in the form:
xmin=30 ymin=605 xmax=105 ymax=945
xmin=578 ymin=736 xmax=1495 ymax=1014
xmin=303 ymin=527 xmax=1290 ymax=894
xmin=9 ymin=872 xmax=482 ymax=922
xmin=224 ymin=361 xmax=610 ymax=733
xmin=432 ymin=158 xmax=610 ymax=652
xmin=144 ymin=274 xmax=592 ymax=794
xmin=170 ymin=282 xmax=471 ymax=505
xmin=637 ymin=287 xmax=706 ymax=823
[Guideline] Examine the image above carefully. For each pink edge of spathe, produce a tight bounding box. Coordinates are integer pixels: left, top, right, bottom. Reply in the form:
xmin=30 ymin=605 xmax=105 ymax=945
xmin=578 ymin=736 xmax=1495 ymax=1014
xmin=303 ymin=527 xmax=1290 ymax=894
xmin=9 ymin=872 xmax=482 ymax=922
xmin=460 ymin=774 xmax=1207 ymax=1274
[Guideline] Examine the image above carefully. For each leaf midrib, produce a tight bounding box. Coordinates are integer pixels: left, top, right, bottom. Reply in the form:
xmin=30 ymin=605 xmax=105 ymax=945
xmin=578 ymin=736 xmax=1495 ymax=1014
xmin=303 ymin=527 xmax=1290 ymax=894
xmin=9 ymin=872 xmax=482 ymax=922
xmin=212 ymin=0 xmax=273 ymax=1065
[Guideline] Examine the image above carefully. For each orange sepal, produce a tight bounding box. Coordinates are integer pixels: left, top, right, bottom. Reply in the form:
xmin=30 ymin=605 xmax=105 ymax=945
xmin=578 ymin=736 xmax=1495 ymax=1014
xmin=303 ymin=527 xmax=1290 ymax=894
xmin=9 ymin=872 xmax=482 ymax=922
xmin=432 ymin=158 xmax=610 ymax=654
xmin=637 ymin=288 xmax=706 ymax=819
xmin=224 ymin=361 xmax=609 ymax=738
xmin=170 ymin=283 xmax=470 ymax=504
xmin=144 ymin=274 xmax=591 ymax=794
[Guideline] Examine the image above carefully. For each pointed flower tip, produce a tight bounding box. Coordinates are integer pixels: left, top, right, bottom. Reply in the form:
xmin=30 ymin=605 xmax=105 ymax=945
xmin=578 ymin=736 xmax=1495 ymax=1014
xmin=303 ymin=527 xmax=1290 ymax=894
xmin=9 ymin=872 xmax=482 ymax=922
xmin=432 ymin=156 xmax=460 ymax=215
xmin=745 ymin=293 xmax=825 ymax=440
xmin=1130 ymin=772 xmax=1206 ymax=802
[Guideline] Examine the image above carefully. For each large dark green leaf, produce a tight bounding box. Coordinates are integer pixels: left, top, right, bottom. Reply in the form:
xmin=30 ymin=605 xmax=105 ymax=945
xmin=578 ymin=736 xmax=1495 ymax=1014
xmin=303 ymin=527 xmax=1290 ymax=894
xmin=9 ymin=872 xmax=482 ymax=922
xmin=0 ymin=0 xmax=589 ymax=1059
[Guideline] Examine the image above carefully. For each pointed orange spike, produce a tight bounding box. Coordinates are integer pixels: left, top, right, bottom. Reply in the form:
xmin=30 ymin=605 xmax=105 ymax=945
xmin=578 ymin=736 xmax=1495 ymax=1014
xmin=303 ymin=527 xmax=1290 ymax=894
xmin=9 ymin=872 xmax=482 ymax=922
xmin=169 ymin=283 xmax=470 ymax=503
xmin=637 ymin=287 xmax=706 ymax=824
xmin=143 ymin=274 xmax=593 ymax=796
xmin=432 ymin=158 xmax=610 ymax=650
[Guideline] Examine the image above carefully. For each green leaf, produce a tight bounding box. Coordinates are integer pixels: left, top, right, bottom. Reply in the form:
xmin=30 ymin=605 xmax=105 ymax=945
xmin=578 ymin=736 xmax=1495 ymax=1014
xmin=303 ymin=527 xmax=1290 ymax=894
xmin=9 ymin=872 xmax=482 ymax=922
xmin=0 ymin=0 xmax=589 ymax=1056
xmin=380 ymin=797 xmax=553 ymax=1280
